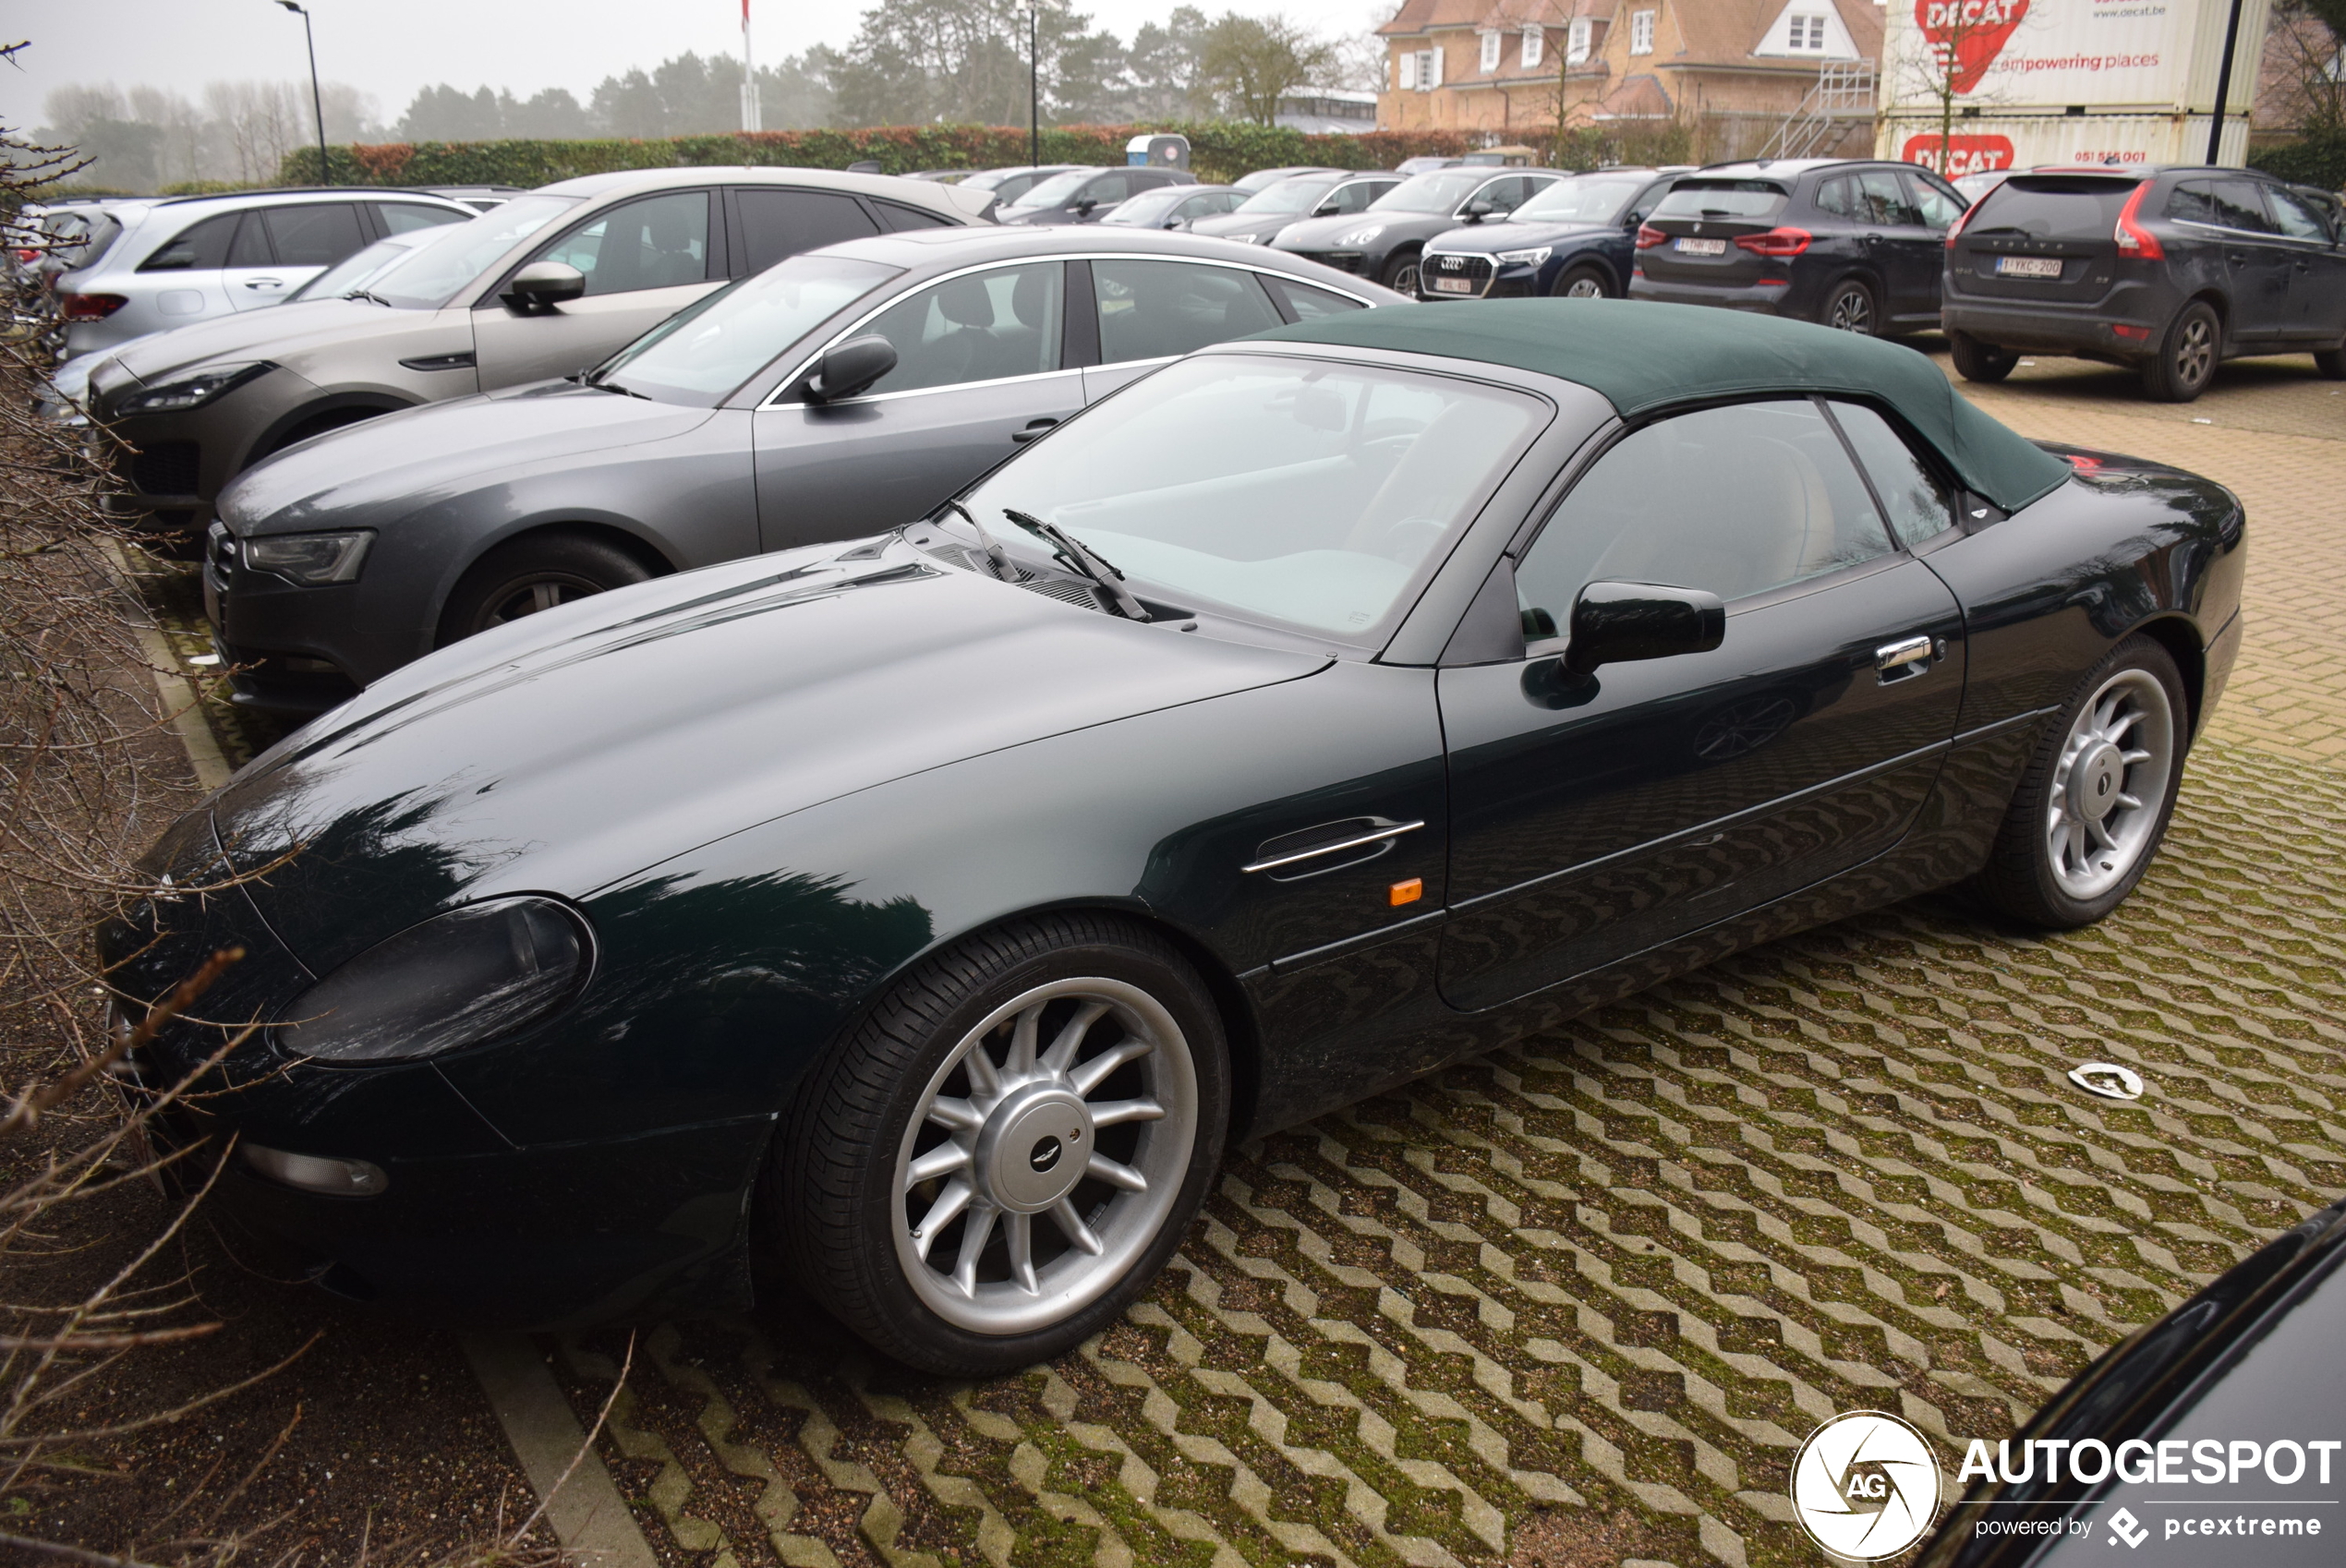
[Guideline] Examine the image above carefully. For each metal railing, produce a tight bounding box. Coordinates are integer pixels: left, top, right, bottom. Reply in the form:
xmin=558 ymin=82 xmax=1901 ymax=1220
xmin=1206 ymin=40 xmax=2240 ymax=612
xmin=1758 ymin=59 xmax=1877 ymax=161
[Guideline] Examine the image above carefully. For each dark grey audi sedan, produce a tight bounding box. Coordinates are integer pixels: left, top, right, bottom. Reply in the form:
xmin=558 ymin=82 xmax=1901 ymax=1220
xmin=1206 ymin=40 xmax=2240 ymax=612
xmin=207 ymin=225 xmax=1398 ymax=711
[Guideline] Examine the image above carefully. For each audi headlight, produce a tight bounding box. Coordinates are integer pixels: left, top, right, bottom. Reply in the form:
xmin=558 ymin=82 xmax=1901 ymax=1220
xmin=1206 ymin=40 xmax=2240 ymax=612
xmin=1495 ymin=246 xmax=1553 ymax=266
xmin=243 ymin=530 xmax=373 ymax=585
xmin=276 ymin=897 xmax=591 ymax=1065
xmin=116 ymin=360 xmax=273 ymax=414
xmin=1337 ymin=226 xmax=1384 ymax=247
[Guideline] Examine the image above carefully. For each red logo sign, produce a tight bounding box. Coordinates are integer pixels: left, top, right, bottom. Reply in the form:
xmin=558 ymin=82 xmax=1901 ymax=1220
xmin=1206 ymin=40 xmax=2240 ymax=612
xmin=1902 ymin=133 xmax=2016 ymax=178
xmin=1917 ymin=0 xmax=2028 ymax=94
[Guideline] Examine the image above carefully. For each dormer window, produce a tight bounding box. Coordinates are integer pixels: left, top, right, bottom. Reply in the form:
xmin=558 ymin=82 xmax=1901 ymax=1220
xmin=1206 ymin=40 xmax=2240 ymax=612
xmin=1522 ymin=26 xmax=1544 ymax=67
xmin=1567 ymin=16 xmax=1592 ymax=61
xmin=1480 ymin=30 xmax=1503 ymax=71
xmin=1788 ymin=12 xmax=1828 ymax=49
xmin=1629 ymin=8 xmax=1655 ymax=54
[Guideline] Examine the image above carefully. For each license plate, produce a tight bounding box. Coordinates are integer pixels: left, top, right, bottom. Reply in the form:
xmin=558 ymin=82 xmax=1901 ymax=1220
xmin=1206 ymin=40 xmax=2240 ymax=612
xmin=1429 ymin=275 xmax=1475 ymax=294
xmin=1996 ymin=255 xmax=2063 ymax=278
xmin=1675 ymin=237 xmax=1727 ymax=256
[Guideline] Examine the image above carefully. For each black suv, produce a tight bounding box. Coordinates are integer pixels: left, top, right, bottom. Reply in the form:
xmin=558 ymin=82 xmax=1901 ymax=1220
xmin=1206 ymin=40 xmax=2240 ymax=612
xmin=1942 ymin=164 xmax=2346 ymax=401
xmin=1629 ymin=158 xmax=1967 ymax=335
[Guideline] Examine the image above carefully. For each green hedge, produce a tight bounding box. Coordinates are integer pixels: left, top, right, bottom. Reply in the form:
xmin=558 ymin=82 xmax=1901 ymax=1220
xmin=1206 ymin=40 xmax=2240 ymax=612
xmin=2248 ymin=131 xmax=2346 ymax=192
xmin=280 ymin=123 xmax=1479 ymax=189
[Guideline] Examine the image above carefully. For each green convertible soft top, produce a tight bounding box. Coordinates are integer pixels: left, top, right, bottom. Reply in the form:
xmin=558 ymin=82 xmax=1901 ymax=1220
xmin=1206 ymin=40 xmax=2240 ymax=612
xmin=1249 ymin=298 xmax=2074 ymax=514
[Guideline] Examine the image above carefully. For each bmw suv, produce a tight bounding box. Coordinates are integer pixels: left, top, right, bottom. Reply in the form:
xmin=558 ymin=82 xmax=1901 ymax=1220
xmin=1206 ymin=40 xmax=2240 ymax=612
xmin=1629 ymin=158 xmax=1968 ymax=335
xmin=1941 ymin=164 xmax=2346 ymax=401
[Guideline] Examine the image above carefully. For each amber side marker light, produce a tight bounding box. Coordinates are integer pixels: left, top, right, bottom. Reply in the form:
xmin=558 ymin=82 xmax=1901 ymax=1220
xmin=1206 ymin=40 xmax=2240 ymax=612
xmin=1390 ymin=878 xmax=1423 ymax=907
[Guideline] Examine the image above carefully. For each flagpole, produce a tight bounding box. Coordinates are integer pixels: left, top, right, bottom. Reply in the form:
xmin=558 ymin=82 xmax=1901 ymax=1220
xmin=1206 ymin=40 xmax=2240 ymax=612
xmin=741 ymin=0 xmax=762 ymax=132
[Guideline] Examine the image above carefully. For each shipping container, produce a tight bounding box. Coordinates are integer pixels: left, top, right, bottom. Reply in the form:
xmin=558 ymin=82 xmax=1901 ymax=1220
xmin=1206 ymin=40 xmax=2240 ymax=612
xmin=1882 ymin=111 xmax=2253 ymax=175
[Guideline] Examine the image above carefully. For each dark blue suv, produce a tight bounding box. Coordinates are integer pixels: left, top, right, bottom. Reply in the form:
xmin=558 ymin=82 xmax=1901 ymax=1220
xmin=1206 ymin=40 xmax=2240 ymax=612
xmin=1415 ymin=167 xmax=1687 ymax=300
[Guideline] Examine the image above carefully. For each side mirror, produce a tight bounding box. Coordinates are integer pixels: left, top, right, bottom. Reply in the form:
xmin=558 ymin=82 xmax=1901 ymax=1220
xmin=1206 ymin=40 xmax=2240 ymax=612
xmin=1074 ymin=197 xmax=1098 ymax=215
xmin=502 ymin=260 xmax=585 ymax=314
xmin=802 ymin=334 xmax=898 ymax=403
xmin=1461 ymin=199 xmax=1496 ymax=223
xmin=1561 ymin=580 xmax=1724 ymax=678
xmin=1312 ymin=200 xmax=1341 ymax=216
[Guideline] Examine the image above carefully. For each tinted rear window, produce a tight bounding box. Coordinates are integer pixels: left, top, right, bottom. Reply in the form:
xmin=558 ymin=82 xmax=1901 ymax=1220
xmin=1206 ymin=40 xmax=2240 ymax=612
xmin=1965 ymin=176 xmax=2134 ymax=240
xmin=1651 ymin=180 xmax=1789 ymax=222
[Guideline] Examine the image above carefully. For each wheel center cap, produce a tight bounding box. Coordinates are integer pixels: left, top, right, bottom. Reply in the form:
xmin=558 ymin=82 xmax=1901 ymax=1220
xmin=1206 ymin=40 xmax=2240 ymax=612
xmin=974 ymin=1085 xmax=1092 ymax=1213
xmin=2074 ymin=742 xmax=2125 ymax=820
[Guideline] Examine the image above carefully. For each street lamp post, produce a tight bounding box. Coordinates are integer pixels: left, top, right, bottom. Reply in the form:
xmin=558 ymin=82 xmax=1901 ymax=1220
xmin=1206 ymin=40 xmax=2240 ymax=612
xmin=1029 ymin=1 xmax=1040 ymax=171
xmin=276 ymin=1 xmax=332 ymax=184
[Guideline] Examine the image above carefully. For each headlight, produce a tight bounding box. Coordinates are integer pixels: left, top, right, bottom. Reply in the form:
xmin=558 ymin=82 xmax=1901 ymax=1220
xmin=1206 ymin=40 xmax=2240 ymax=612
xmin=243 ymin=530 xmax=373 ymax=585
xmin=1230 ymin=232 xmax=1261 ymax=244
xmin=1495 ymin=246 xmax=1553 ymax=266
xmin=1337 ymin=226 xmax=1384 ymax=247
xmin=116 ymin=361 xmax=273 ymax=415
xmin=276 ymin=897 xmax=591 ymax=1065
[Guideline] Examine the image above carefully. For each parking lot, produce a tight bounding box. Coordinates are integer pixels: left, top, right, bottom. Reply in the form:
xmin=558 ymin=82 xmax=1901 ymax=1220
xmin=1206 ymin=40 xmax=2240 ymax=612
xmin=127 ymin=346 xmax=2343 ymax=1568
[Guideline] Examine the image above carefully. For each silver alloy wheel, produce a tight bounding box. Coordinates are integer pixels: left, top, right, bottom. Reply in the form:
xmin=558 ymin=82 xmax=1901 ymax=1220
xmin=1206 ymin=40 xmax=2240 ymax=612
xmin=2173 ymin=313 xmax=2216 ymax=389
xmin=1827 ymin=285 xmax=1872 ymax=334
xmin=478 ymin=573 xmax=601 ymax=629
xmin=2045 ymin=667 xmax=2176 ymax=900
xmin=1391 ymin=259 xmax=1421 ymax=296
xmin=892 ymin=977 xmax=1197 ymax=1335
xmin=1561 ymin=273 xmax=1605 ymax=299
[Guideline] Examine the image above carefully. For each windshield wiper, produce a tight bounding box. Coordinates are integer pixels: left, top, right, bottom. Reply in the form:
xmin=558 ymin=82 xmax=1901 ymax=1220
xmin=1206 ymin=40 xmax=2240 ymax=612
xmin=345 ymin=288 xmax=392 ymax=305
xmin=574 ymin=368 xmax=649 ymax=399
xmin=937 ymin=499 xmax=1015 ymax=580
xmin=1002 ymin=509 xmax=1148 ymax=621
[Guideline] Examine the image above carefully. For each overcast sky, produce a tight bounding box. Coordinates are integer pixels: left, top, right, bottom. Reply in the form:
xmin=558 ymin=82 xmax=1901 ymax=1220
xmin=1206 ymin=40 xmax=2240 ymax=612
xmin=12 ymin=0 xmax=1396 ymax=124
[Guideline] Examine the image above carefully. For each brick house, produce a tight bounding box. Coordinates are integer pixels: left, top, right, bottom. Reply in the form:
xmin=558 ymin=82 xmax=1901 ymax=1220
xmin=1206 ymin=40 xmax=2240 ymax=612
xmin=1377 ymin=0 xmax=1882 ymax=157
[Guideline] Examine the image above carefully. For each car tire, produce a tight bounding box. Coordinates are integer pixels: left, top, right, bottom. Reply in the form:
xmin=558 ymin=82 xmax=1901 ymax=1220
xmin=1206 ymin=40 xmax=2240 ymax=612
xmin=1820 ymin=277 xmax=1877 ymax=334
xmin=2315 ymin=341 xmax=2346 ymax=380
xmin=1967 ymin=633 xmax=2188 ymax=929
xmin=1552 ymin=263 xmax=1611 ymax=299
xmin=2141 ymin=301 xmax=2220 ymax=402
xmin=768 ymin=913 xmax=1230 ymax=1377
xmin=1381 ymin=249 xmax=1423 ymax=296
xmin=436 ymin=532 xmax=654 ymax=646
xmin=1949 ymin=332 xmax=2017 ymax=383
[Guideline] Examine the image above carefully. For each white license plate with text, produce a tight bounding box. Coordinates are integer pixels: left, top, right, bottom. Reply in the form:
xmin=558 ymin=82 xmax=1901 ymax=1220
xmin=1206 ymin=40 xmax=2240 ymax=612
xmin=1996 ymin=255 xmax=2063 ymax=279
xmin=1429 ymin=275 xmax=1476 ymax=294
xmin=1675 ymin=237 xmax=1727 ymax=256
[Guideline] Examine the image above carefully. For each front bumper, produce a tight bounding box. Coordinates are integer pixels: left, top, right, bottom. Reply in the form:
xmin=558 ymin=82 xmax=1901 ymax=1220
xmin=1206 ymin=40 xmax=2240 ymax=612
xmin=203 ymin=523 xmax=381 ymax=713
xmin=100 ymin=368 xmax=314 ymax=538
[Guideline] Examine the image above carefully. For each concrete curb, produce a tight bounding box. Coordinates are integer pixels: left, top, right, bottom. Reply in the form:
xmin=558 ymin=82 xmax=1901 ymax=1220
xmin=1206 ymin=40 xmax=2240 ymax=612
xmin=461 ymin=1333 xmax=661 ymax=1568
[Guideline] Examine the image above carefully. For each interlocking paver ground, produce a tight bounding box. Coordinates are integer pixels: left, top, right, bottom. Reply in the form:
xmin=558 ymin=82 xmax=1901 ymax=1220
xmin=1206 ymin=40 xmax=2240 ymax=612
xmin=155 ymin=348 xmax=2346 ymax=1568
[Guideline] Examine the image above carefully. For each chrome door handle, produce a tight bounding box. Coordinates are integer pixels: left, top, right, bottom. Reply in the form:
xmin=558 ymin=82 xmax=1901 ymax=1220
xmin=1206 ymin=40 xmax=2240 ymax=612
xmin=1242 ymin=818 xmax=1423 ymax=874
xmin=1011 ymin=418 xmax=1059 ymax=443
xmin=1875 ymin=634 xmax=1936 ymax=671
xmin=243 ymin=277 xmax=284 ymax=289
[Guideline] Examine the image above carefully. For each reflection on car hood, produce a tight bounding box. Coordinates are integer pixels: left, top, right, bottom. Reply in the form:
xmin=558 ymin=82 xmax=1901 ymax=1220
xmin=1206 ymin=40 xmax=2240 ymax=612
xmin=220 ymin=382 xmax=715 ymax=535
xmin=209 ymin=537 xmax=1327 ymax=972
xmin=1274 ymin=211 xmax=1450 ymax=248
xmin=112 ymin=296 xmax=433 ymax=381
xmin=1428 ymin=219 xmax=1614 ymax=252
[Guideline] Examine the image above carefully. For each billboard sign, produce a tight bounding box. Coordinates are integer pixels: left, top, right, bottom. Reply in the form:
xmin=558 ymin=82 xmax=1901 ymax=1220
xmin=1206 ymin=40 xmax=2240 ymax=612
xmin=1888 ymin=0 xmax=2196 ymax=113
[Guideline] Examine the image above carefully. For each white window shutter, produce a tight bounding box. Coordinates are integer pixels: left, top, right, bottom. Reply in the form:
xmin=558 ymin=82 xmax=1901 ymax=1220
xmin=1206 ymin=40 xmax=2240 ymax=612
xmin=1430 ymin=45 xmax=1445 ymax=86
xmin=1398 ymin=50 xmax=1417 ymax=89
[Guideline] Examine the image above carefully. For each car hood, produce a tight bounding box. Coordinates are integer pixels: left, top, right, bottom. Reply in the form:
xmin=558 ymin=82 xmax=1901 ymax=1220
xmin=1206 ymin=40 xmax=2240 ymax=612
xmin=206 ymin=537 xmax=1328 ymax=973
xmin=109 ymin=297 xmax=436 ymax=383
xmin=219 ymin=381 xmax=715 ymax=535
xmin=1274 ymin=211 xmax=1454 ymax=249
xmin=1189 ymin=211 xmax=1299 ymax=241
xmin=1427 ymin=219 xmax=1617 ymax=253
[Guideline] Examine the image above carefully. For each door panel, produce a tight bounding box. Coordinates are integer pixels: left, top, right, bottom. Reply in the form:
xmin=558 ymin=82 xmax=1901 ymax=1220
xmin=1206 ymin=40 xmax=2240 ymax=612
xmin=221 ymin=210 xmax=296 ymax=311
xmin=472 ymin=282 xmax=722 ymax=388
xmin=1436 ymin=400 xmax=1965 ymax=1011
xmin=2264 ymin=186 xmax=2346 ymax=342
xmin=473 ymin=190 xmax=723 ymax=388
xmin=2211 ymin=178 xmax=2292 ymax=341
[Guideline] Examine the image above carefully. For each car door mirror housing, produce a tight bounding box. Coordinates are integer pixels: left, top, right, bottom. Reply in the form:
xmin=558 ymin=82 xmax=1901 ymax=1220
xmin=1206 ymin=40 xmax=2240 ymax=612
xmin=1563 ymin=580 xmax=1725 ymax=677
xmin=1075 ymin=198 xmax=1097 ymax=215
xmin=1462 ymin=199 xmax=1497 ymax=223
xmin=803 ymin=334 xmax=899 ymax=403
xmin=1313 ymin=200 xmax=1341 ymax=216
xmin=502 ymin=260 xmax=585 ymax=314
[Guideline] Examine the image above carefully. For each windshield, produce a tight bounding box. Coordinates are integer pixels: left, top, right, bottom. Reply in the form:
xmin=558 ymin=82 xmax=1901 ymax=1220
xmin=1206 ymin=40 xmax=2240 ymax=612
xmin=1651 ymin=180 xmax=1789 ymax=222
xmin=288 ymin=234 xmax=420 ymax=301
xmin=1371 ymin=171 xmax=1487 ymax=214
xmin=961 ymin=355 xmax=1544 ymax=642
xmin=1514 ymin=177 xmax=1645 ymax=223
xmin=597 ymin=254 xmax=900 ymax=405
xmin=1008 ymin=169 xmax=1099 ymax=209
xmin=1234 ymin=175 xmax=1343 ymax=216
xmin=366 ymin=194 xmax=581 ymax=309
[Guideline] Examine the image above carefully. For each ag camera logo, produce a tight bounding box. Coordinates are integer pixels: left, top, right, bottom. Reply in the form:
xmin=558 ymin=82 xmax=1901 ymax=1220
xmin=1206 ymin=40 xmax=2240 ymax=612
xmin=1791 ymin=1410 xmax=1944 ymax=1560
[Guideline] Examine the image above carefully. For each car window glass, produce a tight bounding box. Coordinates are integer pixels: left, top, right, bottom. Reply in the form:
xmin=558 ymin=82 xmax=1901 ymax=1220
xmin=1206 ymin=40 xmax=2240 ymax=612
xmin=376 ymin=194 xmax=577 ymax=309
xmin=287 ymin=235 xmax=413 ymax=301
xmin=874 ymin=199 xmax=951 ymax=233
xmin=1518 ymin=399 xmax=1893 ymax=619
xmin=1087 ymin=174 xmax=1131 ymax=204
xmin=225 ymin=212 xmax=274 ymax=268
xmin=965 ymin=355 xmax=1542 ymax=641
xmin=1856 ymin=170 xmax=1921 ymax=225
xmin=1264 ymin=275 xmax=1366 ymax=320
xmin=1653 ymin=180 xmax=1791 ymax=223
xmin=1827 ymin=402 xmax=1955 ymax=548
xmin=139 ymin=211 xmax=241 ymax=271
xmin=1970 ymin=176 xmax=2131 ymax=239
xmin=854 ymin=261 xmax=1064 ymax=395
xmin=601 ymin=254 xmax=898 ymax=405
xmin=1371 ymin=170 xmax=1489 ymax=214
xmin=1092 ymin=258 xmax=1284 ymax=366
xmin=2266 ymin=186 xmax=2329 ymax=241
xmin=378 ymin=202 xmax=467 ymax=235
xmin=1816 ymin=176 xmax=1856 ymax=218
xmin=2166 ymin=181 xmax=2218 ymax=223
xmin=2210 ymin=179 xmax=2276 ymax=233
xmin=735 ymin=188 xmax=883 ymax=271
xmin=538 ymin=191 xmax=710 ymax=296
xmin=1329 ymin=181 xmax=1382 ymax=214
xmin=263 ymin=203 xmax=367 ymax=266
xmin=1514 ymin=176 xmax=1646 ymax=223
xmin=1903 ymin=172 xmax=1965 ymax=228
